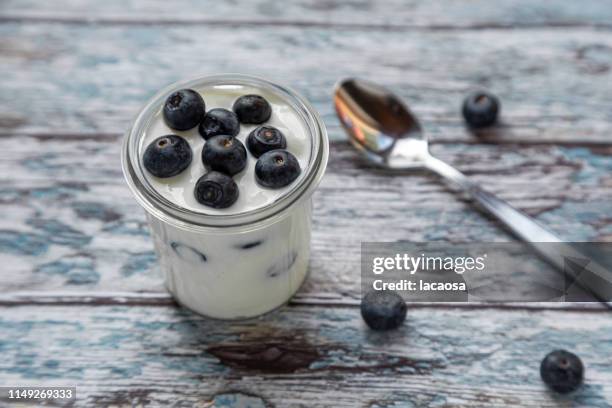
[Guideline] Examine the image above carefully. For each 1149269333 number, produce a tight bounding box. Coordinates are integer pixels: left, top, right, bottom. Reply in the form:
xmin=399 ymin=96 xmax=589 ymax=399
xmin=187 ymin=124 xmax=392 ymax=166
xmin=2 ymin=387 xmax=76 ymax=401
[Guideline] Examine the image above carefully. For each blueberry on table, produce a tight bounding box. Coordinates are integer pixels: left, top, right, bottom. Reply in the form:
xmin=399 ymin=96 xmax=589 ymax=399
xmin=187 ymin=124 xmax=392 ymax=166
xmin=255 ymin=150 xmax=301 ymax=189
xmin=233 ymin=94 xmax=272 ymax=124
xmin=247 ymin=126 xmax=287 ymax=158
xmin=202 ymin=135 xmax=247 ymax=176
xmin=194 ymin=171 xmax=239 ymax=209
xmin=540 ymin=350 xmax=584 ymax=393
xmin=163 ymin=89 xmax=205 ymax=130
xmin=462 ymin=91 xmax=500 ymax=128
xmin=198 ymin=108 xmax=240 ymax=140
xmin=360 ymin=290 xmax=407 ymax=331
xmin=143 ymin=135 xmax=192 ymax=178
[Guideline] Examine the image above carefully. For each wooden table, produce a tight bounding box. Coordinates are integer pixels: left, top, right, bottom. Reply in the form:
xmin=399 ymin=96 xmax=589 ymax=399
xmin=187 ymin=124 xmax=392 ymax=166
xmin=1 ymin=1 xmax=611 ymax=406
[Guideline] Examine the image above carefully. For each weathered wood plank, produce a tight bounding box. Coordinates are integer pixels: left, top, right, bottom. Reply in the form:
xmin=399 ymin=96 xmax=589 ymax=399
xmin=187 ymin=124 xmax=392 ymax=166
xmin=0 ymin=304 xmax=610 ymax=407
xmin=2 ymin=0 xmax=612 ymax=29
xmin=1 ymin=291 xmax=610 ymax=311
xmin=0 ymin=3 xmax=609 ymax=405
xmin=1 ymin=134 xmax=610 ymax=298
xmin=1 ymin=23 xmax=612 ymax=143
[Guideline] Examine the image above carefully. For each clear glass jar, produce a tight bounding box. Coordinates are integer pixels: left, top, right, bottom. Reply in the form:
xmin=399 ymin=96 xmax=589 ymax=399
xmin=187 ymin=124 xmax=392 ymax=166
xmin=122 ymin=74 xmax=328 ymax=319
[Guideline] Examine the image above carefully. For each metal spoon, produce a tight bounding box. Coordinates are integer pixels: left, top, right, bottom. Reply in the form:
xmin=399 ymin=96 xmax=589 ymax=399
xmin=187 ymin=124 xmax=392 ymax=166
xmin=334 ymin=78 xmax=612 ymax=304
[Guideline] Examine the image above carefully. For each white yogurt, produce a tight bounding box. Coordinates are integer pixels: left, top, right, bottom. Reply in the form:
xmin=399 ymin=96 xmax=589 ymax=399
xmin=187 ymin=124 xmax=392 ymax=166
xmin=141 ymin=84 xmax=312 ymax=215
xmin=147 ymin=201 xmax=312 ymax=319
xmin=132 ymin=81 xmax=321 ymax=319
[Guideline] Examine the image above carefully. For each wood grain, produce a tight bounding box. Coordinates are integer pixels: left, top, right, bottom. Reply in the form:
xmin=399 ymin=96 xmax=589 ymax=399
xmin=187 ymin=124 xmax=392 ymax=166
xmin=1 ymin=134 xmax=610 ymax=299
xmin=2 ymin=0 xmax=612 ymax=29
xmin=1 ymin=23 xmax=612 ymax=144
xmin=0 ymin=304 xmax=611 ymax=407
xmin=2 ymin=2 xmax=612 ymax=405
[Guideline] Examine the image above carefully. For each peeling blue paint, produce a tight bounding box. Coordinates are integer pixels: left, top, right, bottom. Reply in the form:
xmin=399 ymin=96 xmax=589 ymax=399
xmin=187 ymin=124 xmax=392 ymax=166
xmin=0 ymin=188 xmax=23 ymax=203
xmin=370 ymin=401 xmax=415 ymax=408
xmin=28 ymin=183 xmax=89 ymax=200
xmin=13 ymin=352 xmax=37 ymax=369
xmin=98 ymin=333 xmax=135 ymax=349
xmin=35 ymin=255 xmax=99 ymax=285
xmin=26 ymin=218 xmax=91 ymax=248
xmin=368 ymin=391 xmax=453 ymax=408
xmin=132 ymin=317 xmax=240 ymax=345
xmin=572 ymin=384 xmax=611 ymax=408
xmin=0 ymin=320 xmax=35 ymax=332
xmin=132 ymin=321 xmax=170 ymax=331
xmin=559 ymin=147 xmax=612 ymax=185
xmin=72 ymin=201 xmax=122 ymax=222
xmin=108 ymin=365 xmax=142 ymax=379
xmin=211 ymin=392 xmax=268 ymax=408
xmin=43 ymin=360 xmax=60 ymax=369
xmin=3 ymin=349 xmax=82 ymax=380
xmin=57 ymin=338 xmax=79 ymax=348
xmin=121 ymin=251 xmax=156 ymax=277
xmin=102 ymin=221 xmax=149 ymax=237
xmin=160 ymin=356 xmax=224 ymax=377
xmin=22 ymin=154 xmax=62 ymax=172
xmin=429 ymin=395 xmax=449 ymax=407
xmin=0 ymin=230 xmax=48 ymax=256
xmin=538 ymin=200 xmax=609 ymax=241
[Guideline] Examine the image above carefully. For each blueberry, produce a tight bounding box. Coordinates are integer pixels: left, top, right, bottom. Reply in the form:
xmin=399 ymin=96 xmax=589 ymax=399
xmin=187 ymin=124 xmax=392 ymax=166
xmin=198 ymin=108 xmax=240 ymax=140
xmin=194 ymin=171 xmax=239 ymax=209
xmin=247 ymin=126 xmax=287 ymax=158
xmin=360 ymin=290 xmax=407 ymax=331
xmin=255 ymin=150 xmax=301 ymax=189
xmin=462 ymin=91 xmax=500 ymax=128
xmin=143 ymin=135 xmax=192 ymax=178
xmin=202 ymin=135 xmax=247 ymax=176
xmin=171 ymin=242 xmax=207 ymax=262
xmin=163 ymin=89 xmax=205 ymax=130
xmin=233 ymin=94 xmax=272 ymax=124
xmin=540 ymin=350 xmax=584 ymax=393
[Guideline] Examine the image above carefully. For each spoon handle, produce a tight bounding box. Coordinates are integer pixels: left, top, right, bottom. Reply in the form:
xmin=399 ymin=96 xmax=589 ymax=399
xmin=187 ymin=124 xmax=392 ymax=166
xmin=423 ymin=154 xmax=561 ymax=242
xmin=423 ymin=154 xmax=612 ymax=304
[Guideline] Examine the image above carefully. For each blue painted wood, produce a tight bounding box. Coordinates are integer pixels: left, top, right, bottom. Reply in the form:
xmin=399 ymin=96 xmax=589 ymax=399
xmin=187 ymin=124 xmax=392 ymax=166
xmin=0 ymin=23 xmax=611 ymax=144
xmin=3 ymin=0 xmax=612 ymax=29
xmin=0 ymin=135 xmax=610 ymax=299
xmin=1 ymin=2 xmax=611 ymax=406
xmin=0 ymin=305 xmax=610 ymax=407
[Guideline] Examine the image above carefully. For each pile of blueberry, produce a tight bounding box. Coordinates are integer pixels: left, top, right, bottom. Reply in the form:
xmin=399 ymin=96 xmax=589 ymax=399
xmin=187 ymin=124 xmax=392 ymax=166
xmin=361 ymin=289 xmax=585 ymax=394
xmin=143 ymin=89 xmax=302 ymax=209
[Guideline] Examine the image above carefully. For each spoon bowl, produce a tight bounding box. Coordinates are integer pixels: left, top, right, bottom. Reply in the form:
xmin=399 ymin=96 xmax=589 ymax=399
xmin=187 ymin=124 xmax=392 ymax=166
xmin=334 ymin=78 xmax=429 ymax=169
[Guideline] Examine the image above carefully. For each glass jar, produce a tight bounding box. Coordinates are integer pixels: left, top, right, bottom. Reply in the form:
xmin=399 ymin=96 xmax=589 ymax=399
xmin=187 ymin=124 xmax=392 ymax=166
xmin=122 ymin=74 xmax=328 ymax=319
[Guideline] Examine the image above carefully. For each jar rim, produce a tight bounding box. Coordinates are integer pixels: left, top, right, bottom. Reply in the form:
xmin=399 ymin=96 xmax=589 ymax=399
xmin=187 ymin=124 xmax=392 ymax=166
xmin=122 ymin=74 xmax=328 ymax=232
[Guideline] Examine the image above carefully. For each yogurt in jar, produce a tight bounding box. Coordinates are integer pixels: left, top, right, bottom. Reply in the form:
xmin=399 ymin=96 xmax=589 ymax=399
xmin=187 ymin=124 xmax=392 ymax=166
xmin=122 ymin=75 xmax=328 ymax=319
xmin=141 ymin=84 xmax=312 ymax=215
